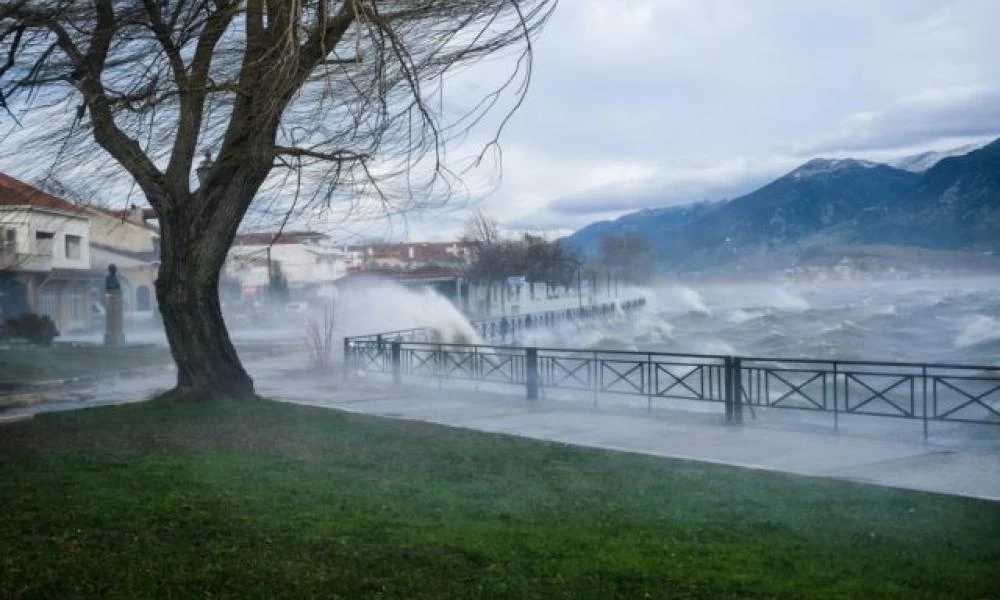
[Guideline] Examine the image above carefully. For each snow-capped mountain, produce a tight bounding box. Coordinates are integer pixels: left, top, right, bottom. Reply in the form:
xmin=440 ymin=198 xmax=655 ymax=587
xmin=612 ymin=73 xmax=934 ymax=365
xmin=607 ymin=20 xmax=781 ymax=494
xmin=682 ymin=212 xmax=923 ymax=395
xmin=563 ymin=138 xmax=1000 ymax=272
xmin=790 ymin=158 xmax=882 ymax=179
xmin=888 ymin=142 xmax=985 ymax=173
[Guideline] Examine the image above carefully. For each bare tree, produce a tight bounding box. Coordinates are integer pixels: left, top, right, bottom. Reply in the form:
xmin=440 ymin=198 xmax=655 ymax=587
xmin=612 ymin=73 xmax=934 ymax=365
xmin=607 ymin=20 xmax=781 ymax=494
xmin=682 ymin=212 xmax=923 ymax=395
xmin=461 ymin=209 xmax=501 ymax=249
xmin=0 ymin=1 xmax=555 ymax=400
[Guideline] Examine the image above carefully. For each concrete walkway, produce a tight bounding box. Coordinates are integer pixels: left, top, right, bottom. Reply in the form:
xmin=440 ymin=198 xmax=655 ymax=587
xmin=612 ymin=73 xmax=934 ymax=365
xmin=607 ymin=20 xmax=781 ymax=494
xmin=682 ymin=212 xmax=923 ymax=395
xmin=279 ymin=376 xmax=1000 ymax=502
xmin=5 ymin=352 xmax=999 ymax=502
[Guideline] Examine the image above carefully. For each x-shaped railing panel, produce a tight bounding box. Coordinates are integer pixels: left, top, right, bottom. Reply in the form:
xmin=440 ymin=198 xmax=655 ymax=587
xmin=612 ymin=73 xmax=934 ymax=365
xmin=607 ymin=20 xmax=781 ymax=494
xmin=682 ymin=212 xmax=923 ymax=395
xmin=481 ymin=353 xmax=516 ymax=382
xmin=444 ymin=351 xmax=477 ymax=378
xmin=407 ymin=349 xmax=437 ymax=375
xmin=361 ymin=345 xmax=386 ymax=371
xmin=601 ymin=360 xmax=644 ymax=394
xmin=766 ymin=370 xmax=826 ymax=410
xmin=844 ymin=373 xmax=914 ymax=417
xmin=934 ymin=377 xmax=1000 ymax=421
xmin=655 ymin=363 xmax=703 ymax=399
xmin=544 ymin=356 xmax=592 ymax=390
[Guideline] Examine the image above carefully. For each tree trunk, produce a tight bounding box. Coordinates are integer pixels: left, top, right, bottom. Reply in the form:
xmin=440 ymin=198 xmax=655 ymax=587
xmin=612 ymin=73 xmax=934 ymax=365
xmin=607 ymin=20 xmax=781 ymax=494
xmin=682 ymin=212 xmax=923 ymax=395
xmin=155 ymin=243 xmax=254 ymax=402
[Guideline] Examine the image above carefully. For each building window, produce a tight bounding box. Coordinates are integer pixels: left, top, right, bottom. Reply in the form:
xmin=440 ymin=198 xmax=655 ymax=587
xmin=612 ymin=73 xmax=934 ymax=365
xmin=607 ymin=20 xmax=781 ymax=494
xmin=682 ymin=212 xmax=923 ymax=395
xmin=136 ymin=285 xmax=151 ymax=311
xmin=65 ymin=235 xmax=82 ymax=260
xmin=68 ymin=286 xmax=85 ymax=322
xmin=35 ymin=231 xmax=54 ymax=256
xmin=0 ymin=228 xmax=15 ymax=254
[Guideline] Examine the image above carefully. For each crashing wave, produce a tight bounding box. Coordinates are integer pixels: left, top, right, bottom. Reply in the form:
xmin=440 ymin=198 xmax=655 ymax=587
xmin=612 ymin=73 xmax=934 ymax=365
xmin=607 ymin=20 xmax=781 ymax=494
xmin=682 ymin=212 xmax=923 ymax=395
xmin=954 ymin=316 xmax=1000 ymax=349
xmin=670 ymin=285 xmax=712 ymax=316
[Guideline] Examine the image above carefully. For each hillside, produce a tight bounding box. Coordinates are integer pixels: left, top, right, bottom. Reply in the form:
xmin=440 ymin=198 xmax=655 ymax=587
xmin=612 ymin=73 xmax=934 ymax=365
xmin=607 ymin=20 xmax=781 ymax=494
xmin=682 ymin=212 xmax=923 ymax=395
xmin=563 ymin=138 xmax=1000 ymax=274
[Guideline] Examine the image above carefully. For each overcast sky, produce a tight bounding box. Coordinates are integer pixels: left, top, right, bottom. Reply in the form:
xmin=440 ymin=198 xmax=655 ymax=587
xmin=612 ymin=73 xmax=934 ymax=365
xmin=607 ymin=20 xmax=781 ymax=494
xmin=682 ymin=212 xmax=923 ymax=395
xmin=397 ymin=0 xmax=1000 ymax=241
xmin=2 ymin=1 xmax=999 ymax=243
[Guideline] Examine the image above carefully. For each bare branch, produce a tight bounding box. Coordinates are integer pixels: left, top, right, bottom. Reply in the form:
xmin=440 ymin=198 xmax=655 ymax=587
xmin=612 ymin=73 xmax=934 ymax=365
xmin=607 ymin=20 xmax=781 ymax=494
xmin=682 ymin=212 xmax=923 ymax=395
xmin=273 ymin=145 xmax=367 ymax=162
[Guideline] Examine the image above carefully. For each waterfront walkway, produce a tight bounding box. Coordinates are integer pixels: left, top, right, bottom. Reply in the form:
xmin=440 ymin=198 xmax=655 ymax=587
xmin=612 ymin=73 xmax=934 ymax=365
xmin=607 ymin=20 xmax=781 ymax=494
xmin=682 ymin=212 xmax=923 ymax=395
xmin=280 ymin=376 xmax=1000 ymax=502
xmin=5 ymin=350 xmax=999 ymax=501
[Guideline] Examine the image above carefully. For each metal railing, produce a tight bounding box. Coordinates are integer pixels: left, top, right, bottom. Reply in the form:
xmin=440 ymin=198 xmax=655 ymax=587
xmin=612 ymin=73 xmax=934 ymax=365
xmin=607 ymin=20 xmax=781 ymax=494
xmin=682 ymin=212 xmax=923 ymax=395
xmin=344 ymin=338 xmax=1000 ymax=438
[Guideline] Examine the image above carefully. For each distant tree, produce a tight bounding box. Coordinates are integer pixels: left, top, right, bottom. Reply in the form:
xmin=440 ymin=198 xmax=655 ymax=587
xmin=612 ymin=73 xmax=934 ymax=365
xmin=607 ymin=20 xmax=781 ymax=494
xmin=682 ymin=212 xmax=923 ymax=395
xmin=523 ymin=234 xmax=577 ymax=286
xmin=268 ymin=262 xmax=289 ymax=303
xmin=598 ymin=234 xmax=656 ymax=284
xmin=0 ymin=1 xmax=555 ymax=400
xmin=462 ymin=211 xmax=501 ymax=250
xmin=463 ymin=211 xmax=506 ymax=284
xmin=467 ymin=227 xmax=578 ymax=287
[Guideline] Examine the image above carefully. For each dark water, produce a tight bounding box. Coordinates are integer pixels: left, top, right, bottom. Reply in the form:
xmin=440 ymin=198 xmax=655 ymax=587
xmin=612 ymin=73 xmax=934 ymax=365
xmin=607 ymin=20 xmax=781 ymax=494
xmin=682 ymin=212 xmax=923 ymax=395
xmin=524 ymin=277 xmax=1000 ymax=365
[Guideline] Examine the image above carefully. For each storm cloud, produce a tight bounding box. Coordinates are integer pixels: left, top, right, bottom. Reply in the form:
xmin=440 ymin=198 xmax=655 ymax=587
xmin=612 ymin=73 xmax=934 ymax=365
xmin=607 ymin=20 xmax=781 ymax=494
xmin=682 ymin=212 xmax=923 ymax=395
xmin=457 ymin=0 xmax=1000 ymax=236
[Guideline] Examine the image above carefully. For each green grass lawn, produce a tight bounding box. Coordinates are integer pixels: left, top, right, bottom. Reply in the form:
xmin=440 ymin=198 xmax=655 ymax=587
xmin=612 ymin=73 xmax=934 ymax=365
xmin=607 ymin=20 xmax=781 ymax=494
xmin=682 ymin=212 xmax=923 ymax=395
xmin=0 ymin=343 xmax=172 ymax=385
xmin=1 ymin=398 xmax=998 ymax=599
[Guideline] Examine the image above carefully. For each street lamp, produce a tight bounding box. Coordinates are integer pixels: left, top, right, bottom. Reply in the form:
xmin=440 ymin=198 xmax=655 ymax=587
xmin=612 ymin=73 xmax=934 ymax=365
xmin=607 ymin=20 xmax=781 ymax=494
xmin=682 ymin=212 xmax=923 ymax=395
xmin=196 ymin=150 xmax=213 ymax=187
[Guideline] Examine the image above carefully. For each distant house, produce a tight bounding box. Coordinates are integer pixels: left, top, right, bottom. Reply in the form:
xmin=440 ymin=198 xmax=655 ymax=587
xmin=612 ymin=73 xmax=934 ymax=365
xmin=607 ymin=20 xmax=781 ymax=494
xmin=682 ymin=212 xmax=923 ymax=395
xmin=84 ymin=205 xmax=161 ymax=313
xmin=226 ymin=231 xmax=347 ymax=301
xmin=0 ymin=174 xmax=94 ymax=332
xmin=344 ymin=241 xmax=476 ymax=272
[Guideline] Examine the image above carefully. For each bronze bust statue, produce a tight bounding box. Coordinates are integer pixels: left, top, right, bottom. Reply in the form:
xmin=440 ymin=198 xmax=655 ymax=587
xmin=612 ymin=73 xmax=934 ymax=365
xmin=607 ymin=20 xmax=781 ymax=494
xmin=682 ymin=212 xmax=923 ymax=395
xmin=105 ymin=264 xmax=121 ymax=291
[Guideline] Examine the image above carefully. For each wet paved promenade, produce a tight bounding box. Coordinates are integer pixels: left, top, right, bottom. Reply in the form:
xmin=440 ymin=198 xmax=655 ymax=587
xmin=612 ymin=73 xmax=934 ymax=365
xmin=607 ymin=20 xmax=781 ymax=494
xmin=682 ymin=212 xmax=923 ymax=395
xmin=5 ymin=350 xmax=999 ymax=501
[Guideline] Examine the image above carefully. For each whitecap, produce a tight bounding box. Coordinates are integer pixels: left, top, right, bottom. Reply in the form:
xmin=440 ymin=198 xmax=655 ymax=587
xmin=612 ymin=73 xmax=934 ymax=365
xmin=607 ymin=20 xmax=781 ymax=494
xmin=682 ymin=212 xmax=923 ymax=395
xmin=954 ymin=316 xmax=1000 ymax=348
xmin=727 ymin=308 xmax=769 ymax=324
xmin=670 ymin=285 xmax=712 ymax=316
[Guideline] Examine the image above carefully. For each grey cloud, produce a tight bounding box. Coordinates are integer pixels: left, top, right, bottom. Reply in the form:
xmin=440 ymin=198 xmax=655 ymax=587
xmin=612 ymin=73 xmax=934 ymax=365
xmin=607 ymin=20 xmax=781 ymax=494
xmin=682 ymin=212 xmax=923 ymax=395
xmin=546 ymin=171 xmax=778 ymax=217
xmin=800 ymin=86 xmax=1000 ymax=155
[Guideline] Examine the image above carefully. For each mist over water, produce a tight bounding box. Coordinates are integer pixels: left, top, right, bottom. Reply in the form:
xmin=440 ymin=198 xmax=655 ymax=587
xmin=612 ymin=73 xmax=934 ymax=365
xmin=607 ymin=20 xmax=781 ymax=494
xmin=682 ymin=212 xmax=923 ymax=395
xmin=537 ymin=277 xmax=1000 ymax=365
xmin=59 ymin=280 xmax=481 ymax=349
xmin=57 ymin=277 xmax=998 ymax=366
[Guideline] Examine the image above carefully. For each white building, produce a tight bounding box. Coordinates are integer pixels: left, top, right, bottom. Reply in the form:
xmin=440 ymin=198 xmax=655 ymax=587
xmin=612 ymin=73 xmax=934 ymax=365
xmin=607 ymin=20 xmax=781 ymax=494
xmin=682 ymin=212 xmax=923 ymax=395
xmin=226 ymin=231 xmax=347 ymax=301
xmin=0 ymin=174 xmax=94 ymax=332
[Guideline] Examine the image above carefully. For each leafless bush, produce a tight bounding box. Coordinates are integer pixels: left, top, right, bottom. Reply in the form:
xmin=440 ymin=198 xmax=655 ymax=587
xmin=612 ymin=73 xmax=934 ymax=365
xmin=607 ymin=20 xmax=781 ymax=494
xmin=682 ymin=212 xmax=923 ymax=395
xmin=305 ymin=302 xmax=337 ymax=370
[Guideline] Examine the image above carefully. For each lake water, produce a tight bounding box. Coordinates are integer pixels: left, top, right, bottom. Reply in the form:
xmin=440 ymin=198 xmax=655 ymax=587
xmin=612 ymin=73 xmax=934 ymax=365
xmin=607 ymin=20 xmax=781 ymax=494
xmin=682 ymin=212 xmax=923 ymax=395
xmin=519 ymin=277 xmax=1000 ymax=366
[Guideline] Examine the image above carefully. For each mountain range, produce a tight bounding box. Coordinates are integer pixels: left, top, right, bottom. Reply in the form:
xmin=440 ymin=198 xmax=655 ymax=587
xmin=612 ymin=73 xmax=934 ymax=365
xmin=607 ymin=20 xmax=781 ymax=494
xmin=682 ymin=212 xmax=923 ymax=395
xmin=563 ymin=138 xmax=1000 ymax=274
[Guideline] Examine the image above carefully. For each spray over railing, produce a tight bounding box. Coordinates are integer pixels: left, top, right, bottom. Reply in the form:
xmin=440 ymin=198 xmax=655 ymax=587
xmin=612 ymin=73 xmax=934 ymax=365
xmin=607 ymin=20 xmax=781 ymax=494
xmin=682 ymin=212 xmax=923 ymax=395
xmin=344 ymin=328 xmax=1000 ymax=439
xmin=348 ymin=298 xmax=647 ymax=344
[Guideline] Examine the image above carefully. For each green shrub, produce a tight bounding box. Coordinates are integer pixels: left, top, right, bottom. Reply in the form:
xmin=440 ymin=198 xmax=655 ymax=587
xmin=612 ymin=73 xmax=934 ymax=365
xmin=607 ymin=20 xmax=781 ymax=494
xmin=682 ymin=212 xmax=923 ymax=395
xmin=3 ymin=314 xmax=59 ymax=346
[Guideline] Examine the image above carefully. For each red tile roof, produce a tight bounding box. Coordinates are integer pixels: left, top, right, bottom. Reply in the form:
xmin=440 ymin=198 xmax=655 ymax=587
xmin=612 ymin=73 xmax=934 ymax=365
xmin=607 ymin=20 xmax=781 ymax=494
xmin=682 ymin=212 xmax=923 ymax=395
xmin=0 ymin=173 xmax=85 ymax=214
xmin=233 ymin=231 xmax=329 ymax=246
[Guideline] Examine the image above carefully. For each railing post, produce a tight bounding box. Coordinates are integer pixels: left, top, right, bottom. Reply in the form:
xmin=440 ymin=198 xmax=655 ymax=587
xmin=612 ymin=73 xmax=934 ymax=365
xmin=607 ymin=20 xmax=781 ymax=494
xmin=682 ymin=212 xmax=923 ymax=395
xmin=832 ymin=362 xmax=839 ymax=432
xmin=646 ymin=353 xmax=653 ymax=412
xmin=922 ymin=365 xmax=928 ymax=441
xmin=437 ymin=343 xmax=444 ymax=390
xmin=391 ymin=341 xmax=402 ymax=386
xmin=526 ymin=347 xmax=539 ymax=401
xmin=343 ymin=337 xmax=351 ymax=378
xmin=733 ymin=357 xmax=743 ymax=424
xmin=724 ymin=356 xmax=734 ymax=423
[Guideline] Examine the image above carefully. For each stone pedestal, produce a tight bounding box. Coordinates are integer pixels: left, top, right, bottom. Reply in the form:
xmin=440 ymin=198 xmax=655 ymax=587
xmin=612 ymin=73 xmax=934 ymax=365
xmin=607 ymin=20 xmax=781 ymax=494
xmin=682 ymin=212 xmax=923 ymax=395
xmin=104 ymin=289 xmax=125 ymax=346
